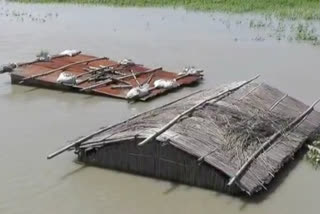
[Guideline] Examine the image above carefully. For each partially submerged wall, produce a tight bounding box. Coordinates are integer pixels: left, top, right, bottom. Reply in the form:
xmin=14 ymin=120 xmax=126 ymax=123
xmin=78 ymin=139 xmax=241 ymax=195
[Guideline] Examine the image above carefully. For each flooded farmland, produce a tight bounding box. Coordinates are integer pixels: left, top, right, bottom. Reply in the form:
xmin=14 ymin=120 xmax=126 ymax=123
xmin=1 ymin=2 xmax=320 ymax=214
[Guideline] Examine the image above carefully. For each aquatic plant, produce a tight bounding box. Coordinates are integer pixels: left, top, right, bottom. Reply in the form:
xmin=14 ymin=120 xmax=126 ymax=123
xmin=12 ymin=0 xmax=320 ymax=20
xmin=293 ymin=23 xmax=319 ymax=42
xmin=36 ymin=50 xmax=50 ymax=61
xmin=306 ymin=140 xmax=320 ymax=169
xmin=249 ymin=20 xmax=266 ymax=28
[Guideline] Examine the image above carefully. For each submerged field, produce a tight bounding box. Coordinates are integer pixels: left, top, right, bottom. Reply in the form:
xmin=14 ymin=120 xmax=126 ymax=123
xmin=13 ymin=0 xmax=320 ymax=20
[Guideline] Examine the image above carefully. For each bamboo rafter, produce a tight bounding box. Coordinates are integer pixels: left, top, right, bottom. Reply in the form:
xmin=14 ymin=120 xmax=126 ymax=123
xmin=227 ymin=98 xmax=320 ymax=186
xmin=19 ymin=56 xmax=108 ymax=83
xmin=47 ymin=89 xmax=205 ymax=159
xmin=137 ymin=75 xmax=260 ymax=146
xmin=0 ymin=51 xmax=81 ymax=74
xmin=80 ymin=67 xmax=162 ymax=91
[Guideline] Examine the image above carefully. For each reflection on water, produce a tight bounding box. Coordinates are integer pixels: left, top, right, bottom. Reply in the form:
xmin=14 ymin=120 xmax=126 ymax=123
xmin=1 ymin=2 xmax=320 ymax=214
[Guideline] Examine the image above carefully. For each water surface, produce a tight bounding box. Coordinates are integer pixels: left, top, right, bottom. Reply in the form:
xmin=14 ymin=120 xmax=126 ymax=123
xmin=1 ymin=2 xmax=320 ymax=214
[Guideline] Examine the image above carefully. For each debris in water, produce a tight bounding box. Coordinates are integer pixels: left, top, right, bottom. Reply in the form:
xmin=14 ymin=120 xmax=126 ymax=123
xmin=119 ymin=58 xmax=135 ymax=66
xmin=56 ymin=72 xmax=76 ymax=85
xmin=154 ymin=79 xmax=179 ymax=89
xmin=126 ymin=84 xmax=150 ymax=100
xmin=179 ymin=66 xmax=204 ymax=76
xmin=59 ymin=49 xmax=80 ymax=57
xmin=36 ymin=50 xmax=51 ymax=61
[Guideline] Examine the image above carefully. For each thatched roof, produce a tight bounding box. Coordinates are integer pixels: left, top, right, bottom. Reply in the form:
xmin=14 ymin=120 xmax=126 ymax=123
xmin=76 ymin=80 xmax=320 ymax=194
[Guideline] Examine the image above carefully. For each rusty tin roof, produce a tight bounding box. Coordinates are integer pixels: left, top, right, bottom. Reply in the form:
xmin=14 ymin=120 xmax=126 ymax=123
xmin=10 ymin=53 xmax=202 ymax=101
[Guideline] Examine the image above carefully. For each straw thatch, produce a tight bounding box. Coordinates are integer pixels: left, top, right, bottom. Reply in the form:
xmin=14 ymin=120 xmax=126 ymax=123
xmin=74 ymin=80 xmax=320 ymax=195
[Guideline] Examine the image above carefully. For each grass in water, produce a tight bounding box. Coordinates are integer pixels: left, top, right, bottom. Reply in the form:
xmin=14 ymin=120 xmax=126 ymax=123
xmin=294 ymin=23 xmax=319 ymax=41
xmin=306 ymin=140 xmax=320 ymax=169
xmin=13 ymin=0 xmax=320 ymax=20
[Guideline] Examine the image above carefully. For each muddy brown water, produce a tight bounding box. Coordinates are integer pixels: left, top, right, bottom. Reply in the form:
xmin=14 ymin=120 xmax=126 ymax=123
xmin=1 ymin=2 xmax=320 ymax=214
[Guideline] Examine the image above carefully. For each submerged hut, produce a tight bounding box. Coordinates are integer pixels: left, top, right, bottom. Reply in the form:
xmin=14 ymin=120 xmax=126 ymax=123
xmin=48 ymin=77 xmax=320 ymax=195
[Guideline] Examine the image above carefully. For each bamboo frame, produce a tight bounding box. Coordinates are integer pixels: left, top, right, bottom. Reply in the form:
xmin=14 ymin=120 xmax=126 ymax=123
xmin=80 ymin=67 xmax=162 ymax=91
xmin=138 ymin=75 xmax=260 ymax=146
xmin=47 ymin=89 xmax=205 ymax=159
xmin=227 ymin=98 xmax=320 ymax=186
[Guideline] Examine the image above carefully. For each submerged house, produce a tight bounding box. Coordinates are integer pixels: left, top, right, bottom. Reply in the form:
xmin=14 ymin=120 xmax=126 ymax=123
xmin=49 ymin=77 xmax=320 ymax=195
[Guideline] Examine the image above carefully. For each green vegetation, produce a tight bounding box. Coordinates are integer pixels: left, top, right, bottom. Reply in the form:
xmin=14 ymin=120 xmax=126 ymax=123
xmin=293 ymin=23 xmax=319 ymax=44
xmin=14 ymin=0 xmax=320 ymax=20
xmin=306 ymin=140 xmax=320 ymax=169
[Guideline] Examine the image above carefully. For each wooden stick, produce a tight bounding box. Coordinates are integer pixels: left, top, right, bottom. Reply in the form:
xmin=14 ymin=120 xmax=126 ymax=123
xmin=111 ymin=85 xmax=133 ymax=89
xmin=19 ymin=57 xmax=108 ymax=84
xmin=0 ymin=51 xmax=82 ymax=74
xmin=80 ymin=136 xmax=144 ymax=149
xmin=239 ymin=83 xmax=262 ymax=100
xmin=76 ymin=63 xmax=120 ymax=79
xmin=227 ymin=98 xmax=320 ymax=186
xmin=18 ymin=51 xmax=82 ymax=67
xmin=269 ymin=94 xmax=288 ymax=111
xmin=47 ymin=87 xmax=203 ymax=160
xmin=138 ymin=75 xmax=260 ymax=146
xmin=75 ymin=68 xmax=110 ymax=85
xmin=80 ymin=67 xmax=162 ymax=91
xmin=142 ymin=73 xmax=154 ymax=85
xmin=197 ymin=148 xmax=218 ymax=162
xmin=131 ymin=70 xmax=141 ymax=87
xmin=175 ymin=73 xmax=203 ymax=81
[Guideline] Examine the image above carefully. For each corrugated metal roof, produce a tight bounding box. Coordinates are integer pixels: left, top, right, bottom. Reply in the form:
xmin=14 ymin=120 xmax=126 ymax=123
xmin=10 ymin=53 xmax=202 ymax=101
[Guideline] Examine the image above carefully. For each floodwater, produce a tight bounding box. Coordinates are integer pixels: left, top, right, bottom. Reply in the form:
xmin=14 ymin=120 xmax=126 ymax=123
xmin=1 ymin=2 xmax=320 ymax=214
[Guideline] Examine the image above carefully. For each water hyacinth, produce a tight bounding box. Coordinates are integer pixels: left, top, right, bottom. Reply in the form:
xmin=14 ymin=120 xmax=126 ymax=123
xmin=36 ymin=50 xmax=51 ymax=61
xmin=306 ymin=140 xmax=320 ymax=169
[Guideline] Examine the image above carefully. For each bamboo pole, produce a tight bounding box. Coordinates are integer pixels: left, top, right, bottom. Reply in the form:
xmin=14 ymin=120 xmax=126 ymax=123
xmin=19 ymin=57 xmax=108 ymax=84
xmin=76 ymin=65 xmax=128 ymax=86
xmin=22 ymin=51 xmax=82 ymax=66
xmin=75 ymin=62 xmax=121 ymax=79
xmin=47 ymin=88 xmax=204 ymax=159
xmin=227 ymin=98 xmax=320 ymax=186
xmin=131 ymin=70 xmax=141 ymax=87
xmin=111 ymin=85 xmax=133 ymax=89
xmin=269 ymin=94 xmax=288 ymax=111
xmin=80 ymin=67 xmax=162 ymax=91
xmin=138 ymin=75 xmax=260 ymax=146
xmin=142 ymin=73 xmax=154 ymax=85
xmin=0 ymin=51 xmax=82 ymax=74
xmin=239 ymin=83 xmax=262 ymax=100
xmin=79 ymin=136 xmax=143 ymax=149
xmin=197 ymin=148 xmax=218 ymax=162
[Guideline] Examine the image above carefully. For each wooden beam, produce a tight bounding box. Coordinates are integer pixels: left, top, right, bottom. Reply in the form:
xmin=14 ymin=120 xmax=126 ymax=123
xmin=269 ymin=94 xmax=288 ymax=111
xmin=131 ymin=70 xmax=141 ymax=87
xmin=80 ymin=67 xmax=162 ymax=91
xmin=0 ymin=51 xmax=82 ymax=74
xmin=47 ymin=88 xmax=204 ymax=160
xmin=75 ymin=62 xmax=122 ymax=79
xmin=197 ymin=148 xmax=218 ymax=162
xmin=238 ymin=83 xmax=262 ymax=100
xmin=138 ymin=75 xmax=260 ymax=146
xmin=227 ymin=98 xmax=320 ymax=186
xmin=80 ymin=136 xmax=144 ymax=149
xmin=19 ymin=57 xmax=108 ymax=84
